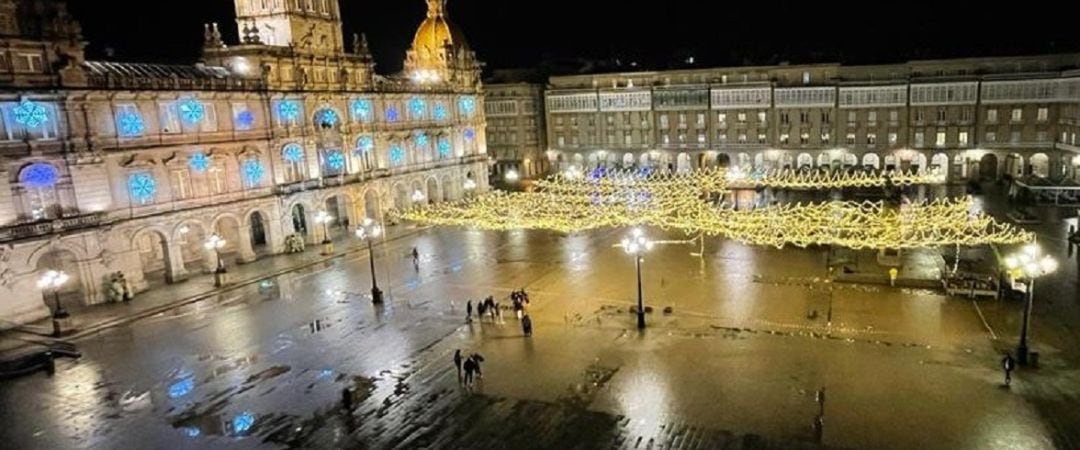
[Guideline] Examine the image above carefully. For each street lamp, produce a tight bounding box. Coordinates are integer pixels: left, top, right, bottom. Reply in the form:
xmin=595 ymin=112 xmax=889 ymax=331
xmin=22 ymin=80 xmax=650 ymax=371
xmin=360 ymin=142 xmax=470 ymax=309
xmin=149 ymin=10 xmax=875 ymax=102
xmin=314 ymin=210 xmax=334 ymax=255
xmin=37 ymin=270 xmax=70 ymax=337
xmin=463 ymin=178 xmax=477 ymax=192
xmin=204 ymin=234 xmax=227 ymax=287
xmin=1004 ymin=243 xmax=1058 ymax=365
xmin=355 ymin=218 xmax=384 ymax=304
xmin=411 ymin=189 xmax=427 ymax=204
xmin=621 ymin=228 xmax=654 ymax=329
xmin=505 ymin=169 xmax=520 ymax=183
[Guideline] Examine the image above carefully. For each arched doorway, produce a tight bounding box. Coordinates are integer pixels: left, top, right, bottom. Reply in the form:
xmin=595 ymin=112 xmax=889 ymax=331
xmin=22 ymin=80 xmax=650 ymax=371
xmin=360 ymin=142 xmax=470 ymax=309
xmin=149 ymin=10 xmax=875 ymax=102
xmin=797 ymin=153 xmax=813 ymax=170
xmin=248 ymin=211 xmax=268 ymax=255
xmin=817 ymin=153 xmax=831 ymax=169
xmin=862 ymin=153 xmax=881 ymax=171
xmin=410 ymin=180 xmax=425 ymax=206
xmin=623 ymin=153 xmax=635 ymax=169
xmin=364 ymin=189 xmax=381 ymax=220
xmin=931 ymin=153 xmax=949 ymax=175
xmin=291 ymin=204 xmax=308 ymax=236
xmin=135 ymin=229 xmax=170 ymax=287
xmin=393 ymin=182 xmax=410 ymax=211
xmin=35 ymin=250 xmax=84 ymax=309
xmin=323 ymin=195 xmax=350 ymax=239
xmin=1004 ymin=154 xmax=1023 ymax=178
xmin=214 ymin=216 xmax=244 ymax=266
xmin=979 ymin=154 xmax=999 ymax=180
xmin=440 ymin=175 xmax=453 ymax=202
xmin=175 ymin=222 xmax=210 ymax=274
xmin=717 ymin=153 xmax=731 ymax=168
xmin=426 ymin=178 xmax=439 ymax=204
xmin=1031 ymin=153 xmax=1050 ymax=178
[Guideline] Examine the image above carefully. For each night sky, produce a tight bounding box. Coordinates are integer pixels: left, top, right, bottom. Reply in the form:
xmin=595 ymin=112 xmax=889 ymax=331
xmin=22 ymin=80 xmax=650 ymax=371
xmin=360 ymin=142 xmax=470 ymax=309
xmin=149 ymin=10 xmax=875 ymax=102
xmin=69 ymin=0 xmax=1079 ymax=75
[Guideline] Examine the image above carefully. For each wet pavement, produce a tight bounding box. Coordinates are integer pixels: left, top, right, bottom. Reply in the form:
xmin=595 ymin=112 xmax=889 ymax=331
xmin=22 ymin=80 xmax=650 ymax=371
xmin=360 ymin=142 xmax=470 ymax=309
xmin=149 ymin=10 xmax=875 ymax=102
xmin=1 ymin=186 xmax=1079 ymax=449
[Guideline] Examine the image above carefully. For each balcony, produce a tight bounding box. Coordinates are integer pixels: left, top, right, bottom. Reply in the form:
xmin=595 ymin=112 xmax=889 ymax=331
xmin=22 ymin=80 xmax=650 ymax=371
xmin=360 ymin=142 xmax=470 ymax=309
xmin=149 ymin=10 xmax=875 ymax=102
xmin=0 ymin=213 xmax=107 ymax=242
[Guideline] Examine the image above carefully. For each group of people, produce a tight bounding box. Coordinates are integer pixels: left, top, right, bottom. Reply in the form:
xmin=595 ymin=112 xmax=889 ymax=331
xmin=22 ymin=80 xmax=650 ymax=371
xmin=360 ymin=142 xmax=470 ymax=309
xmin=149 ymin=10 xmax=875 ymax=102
xmin=510 ymin=289 xmax=530 ymax=319
xmin=453 ymin=349 xmax=485 ymax=387
xmin=465 ymin=296 xmax=502 ymax=323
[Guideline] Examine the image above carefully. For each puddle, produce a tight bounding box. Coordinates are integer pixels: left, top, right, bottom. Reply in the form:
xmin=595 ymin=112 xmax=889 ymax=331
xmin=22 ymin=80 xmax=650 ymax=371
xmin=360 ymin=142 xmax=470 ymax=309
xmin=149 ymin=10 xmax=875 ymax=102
xmin=562 ymin=362 xmax=619 ymax=407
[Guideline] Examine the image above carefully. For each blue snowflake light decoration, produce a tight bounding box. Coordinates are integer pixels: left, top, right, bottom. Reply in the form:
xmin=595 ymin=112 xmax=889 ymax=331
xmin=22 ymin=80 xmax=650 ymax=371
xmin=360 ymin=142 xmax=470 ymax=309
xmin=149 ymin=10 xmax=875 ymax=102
xmin=168 ymin=377 xmax=194 ymax=399
xmin=409 ymin=97 xmax=426 ymax=118
xmin=437 ymin=138 xmax=452 ymax=158
xmin=385 ymin=106 xmax=399 ymax=123
xmin=415 ymin=132 xmax=429 ymax=148
xmin=235 ymin=109 xmax=255 ymax=130
xmin=351 ymin=99 xmax=372 ymax=121
xmin=117 ymin=110 xmax=145 ymax=137
xmin=282 ymin=144 xmax=304 ymax=163
xmin=242 ymin=159 xmax=265 ymax=186
xmin=316 ymin=109 xmax=338 ymax=128
xmin=189 ymin=152 xmax=210 ymax=173
xmin=20 ymin=163 xmax=58 ymax=188
xmin=231 ymin=412 xmax=256 ymax=435
xmin=325 ymin=150 xmax=345 ymax=171
xmin=356 ymin=135 xmax=374 ymax=153
xmin=277 ymin=100 xmax=301 ymax=122
xmin=433 ymin=103 xmax=448 ymax=121
xmin=458 ymin=96 xmax=476 ymax=116
xmin=128 ymin=172 xmax=157 ymax=204
xmin=13 ymin=100 xmax=49 ymax=128
xmin=389 ymin=145 xmax=405 ymax=166
xmin=464 ymin=128 xmax=476 ymax=141
xmin=178 ymin=98 xmax=206 ymax=124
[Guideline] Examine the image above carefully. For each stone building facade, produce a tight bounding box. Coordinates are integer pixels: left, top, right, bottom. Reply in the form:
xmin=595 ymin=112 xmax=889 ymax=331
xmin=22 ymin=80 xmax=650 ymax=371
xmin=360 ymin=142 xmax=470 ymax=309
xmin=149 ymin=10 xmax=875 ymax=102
xmin=0 ymin=0 xmax=488 ymax=327
xmin=483 ymin=81 xmax=547 ymax=181
xmin=543 ymin=55 xmax=1080 ymax=182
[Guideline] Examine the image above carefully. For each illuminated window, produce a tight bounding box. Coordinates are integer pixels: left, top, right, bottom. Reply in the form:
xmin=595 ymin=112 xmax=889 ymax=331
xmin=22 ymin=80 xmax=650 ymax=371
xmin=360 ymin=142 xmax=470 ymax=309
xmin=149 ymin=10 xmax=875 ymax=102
xmin=385 ymin=106 xmax=400 ymax=123
xmin=241 ymin=159 xmax=265 ymax=188
xmin=282 ymin=144 xmax=305 ymax=182
xmin=116 ymin=104 xmax=145 ymax=137
xmin=323 ymin=149 xmax=346 ymax=175
xmin=351 ymin=98 xmax=373 ymax=122
xmin=19 ymin=163 xmax=60 ymax=220
xmin=189 ymin=152 xmax=210 ymax=173
xmin=276 ymin=100 xmax=302 ymax=126
xmin=128 ymin=172 xmax=157 ymax=205
xmin=409 ymin=97 xmax=426 ymax=119
xmin=458 ymin=96 xmax=476 ymax=117
xmin=389 ymin=144 xmax=405 ymax=166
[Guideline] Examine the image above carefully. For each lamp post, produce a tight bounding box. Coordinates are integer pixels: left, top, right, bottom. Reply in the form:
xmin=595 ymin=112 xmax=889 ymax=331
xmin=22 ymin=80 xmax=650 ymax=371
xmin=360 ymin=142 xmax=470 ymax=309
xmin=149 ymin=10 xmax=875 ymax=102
xmin=411 ymin=189 xmax=427 ymax=205
xmin=1004 ymin=243 xmax=1058 ymax=366
xmin=621 ymin=228 xmax=654 ymax=330
xmin=355 ymin=218 xmax=384 ymax=304
xmin=204 ymin=234 xmax=227 ymax=287
xmin=463 ymin=178 xmax=477 ymax=198
xmin=314 ymin=210 xmax=334 ymax=255
xmin=505 ymin=169 xmax=520 ymax=183
xmin=37 ymin=270 xmax=70 ymax=337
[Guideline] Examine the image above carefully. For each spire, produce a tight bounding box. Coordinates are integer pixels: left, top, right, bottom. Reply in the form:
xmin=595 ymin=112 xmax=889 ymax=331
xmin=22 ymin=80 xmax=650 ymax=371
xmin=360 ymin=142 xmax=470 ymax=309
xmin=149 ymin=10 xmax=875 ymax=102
xmin=426 ymin=0 xmax=446 ymax=18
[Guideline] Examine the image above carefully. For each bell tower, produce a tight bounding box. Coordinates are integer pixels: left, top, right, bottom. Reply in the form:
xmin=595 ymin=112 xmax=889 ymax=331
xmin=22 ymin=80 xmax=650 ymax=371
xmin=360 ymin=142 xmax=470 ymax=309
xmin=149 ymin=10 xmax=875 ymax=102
xmin=233 ymin=0 xmax=344 ymax=54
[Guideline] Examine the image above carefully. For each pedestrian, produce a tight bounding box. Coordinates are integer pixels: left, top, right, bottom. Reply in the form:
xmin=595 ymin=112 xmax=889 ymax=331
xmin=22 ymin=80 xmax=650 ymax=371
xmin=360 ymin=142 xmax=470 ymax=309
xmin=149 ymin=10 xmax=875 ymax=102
xmin=412 ymin=247 xmax=419 ymax=262
xmin=471 ymin=353 xmax=485 ymax=379
xmin=522 ymin=314 xmax=533 ymax=337
xmin=1002 ymin=353 xmax=1016 ymax=386
xmin=463 ymin=357 xmax=476 ymax=386
xmin=466 ymin=300 xmax=473 ymax=322
xmin=453 ymin=349 xmax=463 ymax=381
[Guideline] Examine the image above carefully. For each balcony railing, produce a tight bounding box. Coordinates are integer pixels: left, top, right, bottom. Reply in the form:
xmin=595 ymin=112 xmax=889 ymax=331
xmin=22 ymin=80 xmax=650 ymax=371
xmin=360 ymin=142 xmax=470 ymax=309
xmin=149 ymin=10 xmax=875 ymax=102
xmin=0 ymin=213 xmax=107 ymax=242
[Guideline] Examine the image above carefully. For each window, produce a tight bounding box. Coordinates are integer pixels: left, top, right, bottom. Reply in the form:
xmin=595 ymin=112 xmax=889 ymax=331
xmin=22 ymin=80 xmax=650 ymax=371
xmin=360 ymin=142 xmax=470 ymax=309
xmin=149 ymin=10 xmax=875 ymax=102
xmin=915 ymin=131 xmax=925 ymax=147
xmin=1010 ymin=131 xmax=1021 ymax=143
xmin=127 ymin=172 xmax=157 ymax=205
xmin=757 ymin=112 xmax=767 ymax=123
xmin=624 ymin=133 xmax=632 ymax=145
xmin=678 ymin=133 xmax=686 ymax=143
xmin=888 ymin=133 xmax=898 ymax=145
xmin=799 ymin=111 xmax=810 ymax=123
xmin=758 ymin=133 xmax=767 ymax=144
xmin=159 ymin=102 xmax=181 ymax=133
xmin=780 ymin=112 xmax=790 ymax=124
xmin=915 ymin=110 xmax=925 ymax=122
xmin=802 ymin=72 xmax=811 ymax=85
xmin=986 ymin=131 xmax=996 ymax=143
xmin=800 ymin=132 xmax=810 ymax=145
xmin=696 ymin=113 xmax=705 ymax=127
xmin=847 ymin=111 xmax=857 ymax=123
xmin=1036 ymin=131 xmax=1048 ymax=142
xmin=115 ymin=104 xmax=145 ymax=138
xmin=937 ymin=108 xmax=946 ymax=122
xmin=678 ymin=113 xmax=686 ymax=126
xmin=207 ymin=167 xmax=227 ymax=195
xmin=170 ymin=168 xmax=191 ymax=200
xmin=846 ymin=133 xmax=856 ymax=145
xmin=821 ymin=132 xmax=831 ymax=144
xmin=868 ymin=111 xmax=877 ymax=123
xmin=780 ymin=133 xmax=790 ymax=145
xmin=659 ymin=114 xmax=669 ymax=128
xmin=717 ymin=112 xmax=727 ymax=125
xmin=233 ymin=103 xmax=255 ymax=131
xmin=960 ymin=108 xmax=972 ymax=122
xmin=662 ymin=134 xmax=670 ymax=145
xmin=606 ymin=115 xmax=614 ymax=125
xmin=734 ymin=133 xmax=744 ymax=144
xmin=1037 ymin=107 xmax=1049 ymax=122
xmin=557 ymin=135 xmax=565 ymax=146
xmin=282 ymin=144 xmax=306 ymax=182
xmin=18 ymin=162 xmax=60 ymax=220
xmin=352 ymin=98 xmax=374 ymax=122
xmin=959 ymin=131 xmax=969 ymax=147
xmin=607 ymin=133 xmax=616 ymax=145
xmin=936 ymin=131 xmax=946 ymax=147
xmin=2 ymin=100 xmax=58 ymax=140
xmin=867 ymin=133 xmax=877 ymax=145
xmin=276 ymin=100 xmax=303 ymax=126
xmin=737 ymin=112 xmax=747 ymax=123
xmin=889 ymin=110 xmax=898 ymax=123
xmin=987 ymin=109 xmax=998 ymax=123
xmin=1011 ymin=108 xmax=1023 ymax=122
xmin=572 ymin=136 xmax=579 ymax=145
xmin=697 ymin=132 xmax=706 ymax=144
xmin=821 ymin=112 xmax=830 ymax=124
xmin=556 ymin=117 xmax=563 ymax=126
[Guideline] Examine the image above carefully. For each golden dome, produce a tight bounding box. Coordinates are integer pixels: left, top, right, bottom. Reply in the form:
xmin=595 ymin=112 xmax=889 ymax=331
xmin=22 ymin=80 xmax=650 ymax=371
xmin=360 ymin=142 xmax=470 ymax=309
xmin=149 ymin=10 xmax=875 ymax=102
xmin=411 ymin=0 xmax=469 ymax=56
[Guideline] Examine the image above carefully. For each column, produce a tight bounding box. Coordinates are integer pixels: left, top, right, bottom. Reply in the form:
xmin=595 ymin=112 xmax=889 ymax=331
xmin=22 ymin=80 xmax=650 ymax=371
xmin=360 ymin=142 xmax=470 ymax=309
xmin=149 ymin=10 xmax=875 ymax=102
xmin=164 ymin=242 xmax=189 ymax=283
xmin=237 ymin=225 xmax=258 ymax=263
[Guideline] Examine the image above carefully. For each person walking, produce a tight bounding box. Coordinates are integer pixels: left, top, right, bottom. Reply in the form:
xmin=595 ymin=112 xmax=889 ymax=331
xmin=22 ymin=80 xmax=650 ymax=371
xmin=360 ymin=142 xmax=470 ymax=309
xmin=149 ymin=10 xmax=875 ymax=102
xmin=453 ymin=349 xmax=463 ymax=381
xmin=1002 ymin=353 xmax=1016 ymax=386
xmin=471 ymin=353 xmax=485 ymax=380
xmin=466 ymin=300 xmax=473 ymax=322
xmin=411 ymin=247 xmax=420 ymax=272
xmin=463 ymin=356 xmax=476 ymax=387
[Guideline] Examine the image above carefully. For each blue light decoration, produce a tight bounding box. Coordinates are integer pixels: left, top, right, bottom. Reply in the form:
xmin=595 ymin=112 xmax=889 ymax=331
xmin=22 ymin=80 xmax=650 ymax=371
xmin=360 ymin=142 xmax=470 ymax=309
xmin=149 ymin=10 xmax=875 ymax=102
xmin=389 ymin=145 xmax=405 ymax=166
xmin=325 ymin=149 xmax=345 ymax=171
xmin=351 ymin=98 xmax=372 ymax=122
xmin=282 ymin=144 xmax=304 ymax=163
xmin=318 ymin=369 xmax=334 ymax=379
xmin=117 ymin=110 xmax=145 ymax=137
xmin=235 ymin=109 xmax=255 ymax=130
xmin=415 ymin=132 xmax=429 ymax=148
xmin=13 ymin=99 xmax=49 ymax=128
xmin=127 ymin=172 xmax=157 ymax=204
xmin=277 ymin=100 xmax=301 ymax=123
xmin=19 ymin=163 xmax=58 ymax=188
xmin=168 ymin=377 xmax=195 ymax=399
xmin=433 ymin=103 xmax=448 ymax=121
xmin=385 ymin=106 xmax=399 ymax=123
xmin=231 ymin=411 xmax=256 ymax=435
xmin=316 ymin=108 xmax=338 ymax=128
xmin=458 ymin=96 xmax=476 ymax=117
xmin=242 ymin=159 xmax=265 ymax=187
xmin=408 ymin=97 xmax=426 ymax=118
xmin=437 ymin=138 xmax=452 ymax=158
xmin=464 ymin=128 xmax=476 ymax=141
xmin=178 ymin=98 xmax=206 ymax=124
xmin=181 ymin=427 xmax=201 ymax=438
xmin=189 ymin=152 xmax=210 ymax=174
xmin=356 ymin=135 xmax=374 ymax=154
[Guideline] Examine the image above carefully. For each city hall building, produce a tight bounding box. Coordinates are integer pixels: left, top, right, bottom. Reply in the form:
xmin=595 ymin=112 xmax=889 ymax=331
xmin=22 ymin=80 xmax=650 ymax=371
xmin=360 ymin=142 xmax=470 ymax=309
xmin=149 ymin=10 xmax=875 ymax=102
xmin=0 ymin=0 xmax=488 ymax=326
